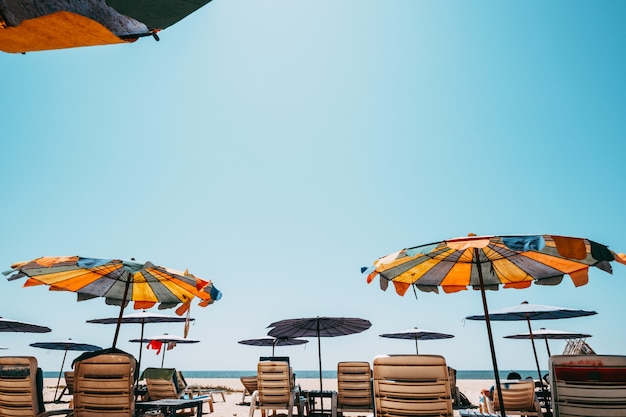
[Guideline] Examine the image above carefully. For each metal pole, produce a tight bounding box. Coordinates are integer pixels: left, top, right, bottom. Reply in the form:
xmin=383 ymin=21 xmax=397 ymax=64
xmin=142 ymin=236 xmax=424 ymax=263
xmin=475 ymin=248 xmax=506 ymax=417
xmin=317 ymin=320 xmax=323 ymax=392
xmin=113 ymin=273 xmax=132 ymax=348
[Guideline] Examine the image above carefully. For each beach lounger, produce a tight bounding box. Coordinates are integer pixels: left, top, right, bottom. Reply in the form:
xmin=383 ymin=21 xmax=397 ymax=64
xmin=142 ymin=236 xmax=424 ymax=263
xmin=373 ymin=354 xmax=453 ymax=417
xmin=54 ymin=371 xmax=74 ymax=404
xmin=72 ymin=348 xmax=136 ymax=417
xmin=249 ymin=360 xmax=302 ymax=417
xmin=489 ymin=379 xmax=543 ymax=416
xmin=549 ymin=354 xmax=626 ymax=417
xmin=239 ymin=375 xmax=258 ymax=405
xmin=0 ymin=356 xmax=72 ymax=417
xmin=142 ymin=367 xmax=213 ymax=414
xmin=336 ymin=361 xmax=374 ymax=416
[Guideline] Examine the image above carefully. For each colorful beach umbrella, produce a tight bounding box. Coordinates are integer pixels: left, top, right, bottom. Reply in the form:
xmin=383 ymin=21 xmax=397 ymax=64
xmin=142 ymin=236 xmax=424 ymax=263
xmin=0 ymin=317 xmax=51 ymax=333
xmin=129 ymin=333 xmax=199 ymax=367
xmin=87 ymin=311 xmax=195 ymax=381
xmin=4 ymin=256 xmax=221 ymax=347
xmin=30 ymin=338 xmax=102 ymax=401
xmin=379 ymin=327 xmax=454 ymax=354
xmin=238 ymin=336 xmax=309 ymax=356
xmin=267 ymin=316 xmax=372 ymax=391
xmin=0 ymin=0 xmax=214 ymax=53
xmin=364 ymin=233 xmax=626 ymax=417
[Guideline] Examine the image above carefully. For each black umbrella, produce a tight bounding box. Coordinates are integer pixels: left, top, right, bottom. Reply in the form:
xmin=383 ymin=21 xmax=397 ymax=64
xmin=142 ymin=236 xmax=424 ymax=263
xmin=466 ymin=301 xmax=596 ymax=404
xmin=379 ymin=327 xmax=454 ymax=354
xmin=0 ymin=317 xmax=51 ymax=333
xmin=238 ymin=336 xmax=308 ymax=356
xmin=30 ymin=338 xmax=101 ymax=401
xmin=267 ymin=316 xmax=371 ymax=391
xmin=504 ymin=327 xmax=592 ymax=357
xmin=129 ymin=333 xmax=199 ymax=367
xmin=87 ymin=311 xmax=194 ymax=380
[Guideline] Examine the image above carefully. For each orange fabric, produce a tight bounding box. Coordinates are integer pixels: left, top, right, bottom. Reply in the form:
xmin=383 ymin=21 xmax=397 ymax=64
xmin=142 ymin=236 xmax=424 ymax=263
xmin=568 ymin=268 xmax=589 ymax=287
xmin=552 ymin=236 xmax=587 ymax=260
xmin=134 ymin=301 xmax=156 ymax=309
xmin=0 ymin=11 xmax=126 ymax=53
xmin=392 ymin=281 xmax=411 ymax=296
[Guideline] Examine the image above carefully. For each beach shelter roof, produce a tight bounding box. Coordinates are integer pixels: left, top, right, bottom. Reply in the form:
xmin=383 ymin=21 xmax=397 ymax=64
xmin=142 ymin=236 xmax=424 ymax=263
xmin=0 ymin=0 xmax=213 ymax=53
xmin=379 ymin=327 xmax=454 ymax=354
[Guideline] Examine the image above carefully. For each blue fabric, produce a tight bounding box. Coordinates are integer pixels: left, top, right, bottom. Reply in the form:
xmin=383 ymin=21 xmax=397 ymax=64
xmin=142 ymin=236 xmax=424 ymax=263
xmin=210 ymin=285 xmax=222 ymax=301
xmin=502 ymin=235 xmax=545 ymax=252
xmin=405 ymin=243 xmax=438 ymax=257
xmin=77 ymin=257 xmax=114 ymax=268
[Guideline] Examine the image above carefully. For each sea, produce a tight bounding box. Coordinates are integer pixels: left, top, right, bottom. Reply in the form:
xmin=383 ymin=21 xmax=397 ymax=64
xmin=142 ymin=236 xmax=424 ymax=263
xmin=43 ymin=369 xmax=546 ymax=380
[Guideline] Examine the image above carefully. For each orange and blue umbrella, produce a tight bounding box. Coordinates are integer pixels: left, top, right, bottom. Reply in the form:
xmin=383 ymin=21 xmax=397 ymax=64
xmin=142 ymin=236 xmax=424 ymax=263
xmin=4 ymin=256 xmax=221 ymax=347
xmin=0 ymin=0 xmax=214 ymax=53
xmin=364 ymin=233 xmax=626 ymax=417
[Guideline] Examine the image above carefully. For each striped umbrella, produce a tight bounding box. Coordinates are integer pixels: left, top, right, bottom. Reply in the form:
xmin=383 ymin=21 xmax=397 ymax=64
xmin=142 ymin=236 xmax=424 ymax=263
xmin=4 ymin=256 xmax=221 ymax=347
xmin=364 ymin=233 xmax=626 ymax=417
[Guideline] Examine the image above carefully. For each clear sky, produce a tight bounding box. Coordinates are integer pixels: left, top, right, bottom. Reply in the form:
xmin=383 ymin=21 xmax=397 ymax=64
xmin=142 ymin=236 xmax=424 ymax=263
xmin=1 ymin=1 xmax=625 ymax=376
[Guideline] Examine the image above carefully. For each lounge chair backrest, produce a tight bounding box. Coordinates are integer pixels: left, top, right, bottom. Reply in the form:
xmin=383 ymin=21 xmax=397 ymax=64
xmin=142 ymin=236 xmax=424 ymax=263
xmin=257 ymin=361 xmax=292 ymax=405
xmin=143 ymin=367 xmax=182 ymax=400
xmin=0 ymin=356 xmax=44 ymax=416
xmin=240 ymin=375 xmax=258 ymax=403
xmin=491 ymin=380 xmax=536 ymax=412
xmin=550 ymin=354 xmax=626 ymax=417
xmin=73 ymin=350 xmax=136 ymax=417
xmin=337 ymin=361 xmax=373 ymax=410
xmin=64 ymin=371 xmax=75 ymax=395
xmin=373 ymin=354 xmax=453 ymax=417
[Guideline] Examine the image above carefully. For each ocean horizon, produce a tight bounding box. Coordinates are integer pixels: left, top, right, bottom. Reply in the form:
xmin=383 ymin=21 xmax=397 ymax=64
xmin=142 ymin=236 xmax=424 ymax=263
xmin=43 ymin=369 xmax=547 ymax=380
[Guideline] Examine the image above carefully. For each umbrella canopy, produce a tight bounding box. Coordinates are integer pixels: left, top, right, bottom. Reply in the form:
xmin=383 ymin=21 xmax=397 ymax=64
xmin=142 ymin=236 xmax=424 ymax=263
xmin=5 ymin=256 xmax=221 ymax=347
xmin=129 ymin=333 xmax=199 ymax=367
xmin=379 ymin=327 xmax=454 ymax=354
xmin=466 ymin=301 xmax=596 ymax=384
xmin=238 ymin=336 xmax=309 ymax=356
xmin=0 ymin=0 xmax=213 ymax=53
xmin=504 ymin=327 xmax=593 ymax=357
xmin=267 ymin=316 xmax=371 ymax=391
xmin=364 ymin=233 xmax=626 ymax=417
xmin=87 ymin=310 xmax=195 ymax=379
xmin=0 ymin=317 xmax=51 ymax=333
xmin=30 ymin=338 xmax=102 ymax=401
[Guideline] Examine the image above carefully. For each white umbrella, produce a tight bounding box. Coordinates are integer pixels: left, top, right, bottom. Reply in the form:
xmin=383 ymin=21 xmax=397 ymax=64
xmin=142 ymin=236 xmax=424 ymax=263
xmin=129 ymin=333 xmax=199 ymax=367
xmin=504 ymin=327 xmax=592 ymax=356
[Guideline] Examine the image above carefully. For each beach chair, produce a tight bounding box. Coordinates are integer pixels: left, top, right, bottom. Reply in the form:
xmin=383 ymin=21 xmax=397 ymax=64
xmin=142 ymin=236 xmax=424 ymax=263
xmin=336 ymin=361 xmax=374 ymax=416
xmin=142 ymin=367 xmax=213 ymax=415
xmin=373 ymin=354 xmax=453 ymax=417
xmin=549 ymin=354 xmax=626 ymax=417
xmin=72 ymin=349 xmax=136 ymax=417
xmin=54 ymin=371 xmax=75 ymax=404
xmin=239 ymin=375 xmax=258 ymax=405
xmin=249 ymin=360 xmax=302 ymax=417
xmin=488 ymin=380 xmax=543 ymax=416
xmin=0 ymin=356 xmax=72 ymax=417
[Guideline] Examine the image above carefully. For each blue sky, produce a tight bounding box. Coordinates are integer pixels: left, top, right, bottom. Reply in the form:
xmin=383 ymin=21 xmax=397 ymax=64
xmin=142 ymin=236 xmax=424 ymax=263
xmin=1 ymin=1 xmax=625 ymax=376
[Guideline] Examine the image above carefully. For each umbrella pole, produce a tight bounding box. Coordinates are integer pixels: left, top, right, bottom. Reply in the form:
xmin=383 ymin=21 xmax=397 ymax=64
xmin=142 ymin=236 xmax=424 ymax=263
xmin=475 ymin=249 xmax=507 ymax=417
xmin=53 ymin=348 xmax=68 ymax=402
xmin=317 ymin=321 xmax=323 ymax=392
xmin=526 ymin=320 xmax=550 ymax=407
xmin=113 ymin=274 xmax=132 ymax=348
xmin=415 ymin=339 xmax=419 ymax=354
xmin=544 ymin=336 xmax=551 ymax=357
xmin=136 ymin=319 xmax=145 ymax=384
xmin=162 ymin=347 xmax=166 ymax=367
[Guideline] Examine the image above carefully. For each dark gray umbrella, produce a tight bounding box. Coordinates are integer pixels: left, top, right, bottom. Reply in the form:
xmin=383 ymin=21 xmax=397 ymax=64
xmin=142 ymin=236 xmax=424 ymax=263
xmin=466 ymin=301 xmax=596 ymax=386
xmin=238 ymin=336 xmax=308 ymax=356
xmin=267 ymin=316 xmax=371 ymax=391
xmin=30 ymin=338 xmax=102 ymax=401
xmin=129 ymin=333 xmax=199 ymax=367
xmin=504 ymin=327 xmax=592 ymax=356
xmin=379 ymin=327 xmax=454 ymax=354
xmin=0 ymin=317 xmax=51 ymax=333
xmin=87 ymin=310 xmax=194 ymax=379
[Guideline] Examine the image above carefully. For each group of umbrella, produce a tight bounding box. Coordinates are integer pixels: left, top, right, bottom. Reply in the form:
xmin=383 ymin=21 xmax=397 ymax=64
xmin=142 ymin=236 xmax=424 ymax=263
xmin=1 ymin=233 xmax=625 ymax=417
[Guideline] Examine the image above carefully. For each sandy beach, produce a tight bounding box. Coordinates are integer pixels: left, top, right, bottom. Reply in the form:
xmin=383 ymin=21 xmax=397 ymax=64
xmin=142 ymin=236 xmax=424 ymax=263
xmin=42 ymin=377 xmax=489 ymax=417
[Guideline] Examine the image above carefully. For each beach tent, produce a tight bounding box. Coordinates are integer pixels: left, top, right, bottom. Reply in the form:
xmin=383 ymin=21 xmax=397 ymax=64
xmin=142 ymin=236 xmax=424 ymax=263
xmin=0 ymin=0 xmax=213 ymax=53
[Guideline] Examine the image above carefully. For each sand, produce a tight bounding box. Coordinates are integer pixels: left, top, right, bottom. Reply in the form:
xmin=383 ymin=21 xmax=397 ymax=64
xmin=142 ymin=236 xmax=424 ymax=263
xmin=42 ymin=377 xmax=491 ymax=417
